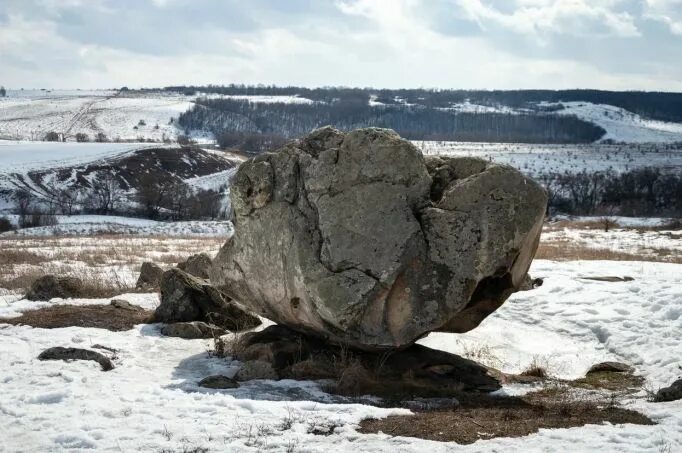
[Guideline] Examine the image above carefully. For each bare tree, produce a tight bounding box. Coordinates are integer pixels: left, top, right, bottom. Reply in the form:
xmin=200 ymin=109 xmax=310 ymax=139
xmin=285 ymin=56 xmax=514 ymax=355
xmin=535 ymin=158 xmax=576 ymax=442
xmin=14 ymin=189 xmax=32 ymax=227
xmin=136 ymin=175 xmax=176 ymax=219
xmin=87 ymin=174 xmax=124 ymax=214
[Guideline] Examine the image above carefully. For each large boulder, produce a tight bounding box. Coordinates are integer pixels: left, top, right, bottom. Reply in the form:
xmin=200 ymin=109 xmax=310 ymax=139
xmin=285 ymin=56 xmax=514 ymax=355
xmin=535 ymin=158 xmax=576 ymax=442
xmin=154 ymin=268 xmax=261 ymax=331
xmin=211 ymin=127 xmax=547 ymax=349
xmin=25 ymin=275 xmax=83 ymax=301
xmin=177 ymin=253 xmax=212 ymax=280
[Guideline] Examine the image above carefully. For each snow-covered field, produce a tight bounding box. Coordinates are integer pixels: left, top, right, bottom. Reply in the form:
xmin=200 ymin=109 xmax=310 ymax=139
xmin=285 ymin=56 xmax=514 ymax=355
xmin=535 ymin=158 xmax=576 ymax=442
xmin=557 ymin=101 xmax=682 ymax=143
xmin=0 ymin=90 xmax=192 ymax=142
xmin=0 ymin=222 xmax=680 ymax=452
xmin=1 ymin=215 xmax=234 ymax=237
xmin=416 ymin=141 xmax=682 ymax=176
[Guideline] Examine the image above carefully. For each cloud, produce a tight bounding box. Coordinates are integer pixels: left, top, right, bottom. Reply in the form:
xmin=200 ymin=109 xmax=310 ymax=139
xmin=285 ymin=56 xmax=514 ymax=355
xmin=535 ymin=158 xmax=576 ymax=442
xmin=644 ymin=0 xmax=682 ymax=35
xmin=454 ymin=0 xmax=641 ymax=38
xmin=0 ymin=0 xmax=680 ymax=90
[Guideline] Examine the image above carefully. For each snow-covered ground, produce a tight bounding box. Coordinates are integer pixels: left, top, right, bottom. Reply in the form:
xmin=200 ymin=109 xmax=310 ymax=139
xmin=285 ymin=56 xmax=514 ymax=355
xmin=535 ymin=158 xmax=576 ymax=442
xmin=416 ymin=141 xmax=682 ymax=176
xmin=0 ymin=258 xmax=680 ymax=452
xmin=556 ymin=102 xmax=682 ymax=143
xmin=0 ymin=90 xmax=192 ymax=142
xmin=1 ymin=215 xmax=234 ymax=237
xmin=0 ymin=140 xmax=164 ymax=172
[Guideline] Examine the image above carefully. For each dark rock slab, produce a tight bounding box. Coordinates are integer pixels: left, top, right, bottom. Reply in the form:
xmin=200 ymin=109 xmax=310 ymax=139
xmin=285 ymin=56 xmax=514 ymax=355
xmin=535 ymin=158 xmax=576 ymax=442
xmin=38 ymin=347 xmax=114 ymax=371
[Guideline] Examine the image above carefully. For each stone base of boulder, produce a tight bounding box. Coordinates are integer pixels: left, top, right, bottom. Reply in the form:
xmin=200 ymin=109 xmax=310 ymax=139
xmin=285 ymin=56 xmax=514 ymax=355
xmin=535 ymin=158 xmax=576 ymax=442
xmin=231 ymin=325 xmax=501 ymax=397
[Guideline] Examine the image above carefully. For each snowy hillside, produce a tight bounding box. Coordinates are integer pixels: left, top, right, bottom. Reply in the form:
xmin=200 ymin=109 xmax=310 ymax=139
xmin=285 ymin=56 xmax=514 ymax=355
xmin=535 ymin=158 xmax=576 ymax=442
xmin=416 ymin=141 xmax=682 ymax=177
xmin=555 ymin=102 xmax=682 ymax=143
xmin=0 ymin=90 xmax=193 ymax=142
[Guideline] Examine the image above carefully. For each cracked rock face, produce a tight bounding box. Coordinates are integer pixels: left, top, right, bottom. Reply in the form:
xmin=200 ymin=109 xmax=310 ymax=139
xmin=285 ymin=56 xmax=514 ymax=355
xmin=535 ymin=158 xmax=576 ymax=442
xmin=210 ymin=127 xmax=547 ymax=350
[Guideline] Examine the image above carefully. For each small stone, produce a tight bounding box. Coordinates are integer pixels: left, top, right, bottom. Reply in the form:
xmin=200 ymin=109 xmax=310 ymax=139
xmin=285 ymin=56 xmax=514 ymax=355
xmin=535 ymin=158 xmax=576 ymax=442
xmin=177 ymin=253 xmax=212 ymax=280
xmin=235 ymin=360 xmax=278 ymax=381
xmin=25 ymin=275 xmax=83 ymax=301
xmin=38 ymin=347 xmax=114 ymax=371
xmin=160 ymin=321 xmax=226 ymax=339
xmin=654 ymin=378 xmax=682 ymax=402
xmin=136 ymin=262 xmax=164 ymax=290
xmin=110 ymin=299 xmax=144 ymax=311
xmin=587 ymin=361 xmax=633 ymax=374
xmin=198 ymin=375 xmax=240 ymax=389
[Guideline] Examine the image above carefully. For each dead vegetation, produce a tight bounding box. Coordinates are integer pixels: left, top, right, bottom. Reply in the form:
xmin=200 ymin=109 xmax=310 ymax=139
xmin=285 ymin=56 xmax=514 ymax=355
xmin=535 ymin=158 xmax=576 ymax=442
xmin=359 ymin=382 xmax=653 ymax=444
xmin=0 ymin=304 xmax=153 ymax=331
xmin=535 ymin=242 xmax=682 ymax=263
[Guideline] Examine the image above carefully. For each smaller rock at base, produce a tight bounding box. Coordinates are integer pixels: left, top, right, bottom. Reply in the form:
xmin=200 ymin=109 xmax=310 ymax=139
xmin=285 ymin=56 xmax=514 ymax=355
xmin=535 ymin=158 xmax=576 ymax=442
xmin=136 ymin=262 xmax=164 ymax=290
xmin=198 ymin=375 xmax=240 ymax=389
xmin=235 ymin=360 xmax=278 ymax=381
xmin=587 ymin=361 xmax=633 ymax=374
xmin=177 ymin=253 xmax=212 ymax=280
xmin=25 ymin=275 xmax=83 ymax=301
xmin=110 ymin=299 xmax=144 ymax=311
xmin=38 ymin=347 xmax=114 ymax=371
xmin=160 ymin=321 xmax=226 ymax=339
xmin=654 ymin=378 xmax=682 ymax=402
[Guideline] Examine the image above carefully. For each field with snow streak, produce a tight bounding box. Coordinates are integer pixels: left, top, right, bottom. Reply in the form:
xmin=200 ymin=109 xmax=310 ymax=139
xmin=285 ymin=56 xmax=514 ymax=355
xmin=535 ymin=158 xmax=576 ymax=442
xmin=0 ymin=90 xmax=193 ymax=142
xmin=416 ymin=141 xmax=682 ymax=177
xmin=0 ymin=221 xmax=680 ymax=452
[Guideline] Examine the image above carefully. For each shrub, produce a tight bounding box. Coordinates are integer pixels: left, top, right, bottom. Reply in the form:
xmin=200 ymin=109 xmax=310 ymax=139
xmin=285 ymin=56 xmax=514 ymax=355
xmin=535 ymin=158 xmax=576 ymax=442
xmin=44 ymin=131 xmax=61 ymax=141
xmin=75 ymin=132 xmax=89 ymax=142
xmin=0 ymin=217 xmax=14 ymax=233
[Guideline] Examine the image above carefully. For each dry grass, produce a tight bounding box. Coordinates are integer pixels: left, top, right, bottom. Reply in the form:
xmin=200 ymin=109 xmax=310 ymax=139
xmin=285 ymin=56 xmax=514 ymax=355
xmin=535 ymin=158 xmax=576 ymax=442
xmin=535 ymin=242 xmax=682 ymax=263
xmin=359 ymin=384 xmax=653 ymax=444
xmin=1 ymin=304 xmax=153 ymax=331
xmin=0 ymin=235 xmax=225 ymax=295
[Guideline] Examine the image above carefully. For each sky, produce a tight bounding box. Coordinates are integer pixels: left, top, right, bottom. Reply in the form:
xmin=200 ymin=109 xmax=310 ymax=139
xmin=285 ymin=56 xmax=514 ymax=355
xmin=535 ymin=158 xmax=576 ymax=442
xmin=0 ymin=0 xmax=681 ymax=91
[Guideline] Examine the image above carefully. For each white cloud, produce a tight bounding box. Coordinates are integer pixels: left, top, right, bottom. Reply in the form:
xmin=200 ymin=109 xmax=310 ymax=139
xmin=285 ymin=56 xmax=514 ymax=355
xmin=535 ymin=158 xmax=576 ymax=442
xmin=0 ymin=0 xmax=680 ymax=90
xmin=454 ymin=0 xmax=640 ymax=38
xmin=644 ymin=0 xmax=682 ymax=35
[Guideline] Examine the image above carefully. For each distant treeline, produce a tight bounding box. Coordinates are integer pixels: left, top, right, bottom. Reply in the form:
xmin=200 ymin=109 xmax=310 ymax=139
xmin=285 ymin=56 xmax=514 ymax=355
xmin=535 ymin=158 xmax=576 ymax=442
xmin=165 ymin=85 xmax=682 ymax=123
xmin=540 ymin=167 xmax=682 ymax=217
xmin=178 ymin=98 xmax=605 ymax=146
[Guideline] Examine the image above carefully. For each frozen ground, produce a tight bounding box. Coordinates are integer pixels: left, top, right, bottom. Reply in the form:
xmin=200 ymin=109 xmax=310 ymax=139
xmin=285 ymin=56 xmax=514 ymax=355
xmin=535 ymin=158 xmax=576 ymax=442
xmin=0 ymin=90 xmax=192 ymax=142
xmin=1 ymin=215 xmax=234 ymax=237
xmin=416 ymin=141 xmax=682 ymax=177
xmin=0 ymin=222 xmax=680 ymax=452
xmin=557 ymin=102 xmax=682 ymax=143
xmin=0 ymin=259 xmax=679 ymax=452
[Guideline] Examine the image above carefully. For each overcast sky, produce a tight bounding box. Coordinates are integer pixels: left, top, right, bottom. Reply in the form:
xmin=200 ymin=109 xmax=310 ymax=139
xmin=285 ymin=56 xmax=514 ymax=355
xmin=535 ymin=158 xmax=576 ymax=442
xmin=1 ymin=0 xmax=681 ymax=91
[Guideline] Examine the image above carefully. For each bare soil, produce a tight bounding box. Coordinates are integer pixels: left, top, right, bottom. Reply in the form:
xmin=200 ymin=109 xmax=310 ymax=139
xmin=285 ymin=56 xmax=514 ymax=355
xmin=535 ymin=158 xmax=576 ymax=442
xmin=359 ymin=386 xmax=653 ymax=444
xmin=0 ymin=304 xmax=153 ymax=331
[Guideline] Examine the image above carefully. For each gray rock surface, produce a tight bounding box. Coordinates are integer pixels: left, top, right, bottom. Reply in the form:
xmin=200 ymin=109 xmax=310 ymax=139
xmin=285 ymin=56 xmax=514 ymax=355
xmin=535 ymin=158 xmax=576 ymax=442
xmin=160 ymin=321 xmax=226 ymax=339
xmin=154 ymin=268 xmax=261 ymax=331
xmin=110 ymin=299 xmax=144 ymax=311
xmin=38 ymin=347 xmax=114 ymax=371
xmin=136 ymin=262 xmax=164 ymax=289
xmin=177 ymin=253 xmax=213 ymax=279
xmin=235 ymin=360 xmax=278 ymax=381
xmin=211 ymin=127 xmax=547 ymax=349
xmin=655 ymin=378 xmax=682 ymax=402
xmin=587 ymin=361 xmax=633 ymax=374
xmin=198 ymin=375 xmax=240 ymax=389
xmin=25 ymin=275 xmax=83 ymax=301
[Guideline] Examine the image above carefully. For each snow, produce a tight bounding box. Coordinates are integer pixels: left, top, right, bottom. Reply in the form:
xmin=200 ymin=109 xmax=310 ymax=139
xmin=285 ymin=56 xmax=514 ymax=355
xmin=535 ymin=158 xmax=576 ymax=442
xmin=0 ymin=140 xmax=164 ymax=172
xmin=415 ymin=141 xmax=682 ymax=177
xmin=0 ymin=257 xmax=680 ymax=451
xmin=199 ymin=94 xmax=315 ymax=104
xmin=0 ymin=215 xmax=234 ymax=237
xmin=556 ymin=101 xmax=682 ymax=143
xmin=0 ymin=90 xmax=192 ymax=142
